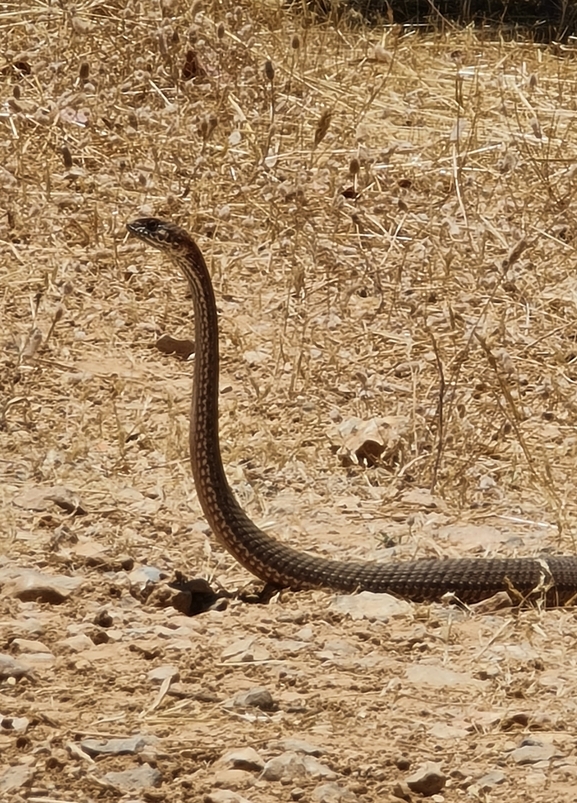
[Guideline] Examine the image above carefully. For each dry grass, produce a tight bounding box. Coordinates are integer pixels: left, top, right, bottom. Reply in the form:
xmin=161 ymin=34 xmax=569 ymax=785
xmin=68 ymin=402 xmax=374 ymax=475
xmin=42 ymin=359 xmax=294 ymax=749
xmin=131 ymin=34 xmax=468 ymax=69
xmin=3 ymin=2 xmax=577 ymax=801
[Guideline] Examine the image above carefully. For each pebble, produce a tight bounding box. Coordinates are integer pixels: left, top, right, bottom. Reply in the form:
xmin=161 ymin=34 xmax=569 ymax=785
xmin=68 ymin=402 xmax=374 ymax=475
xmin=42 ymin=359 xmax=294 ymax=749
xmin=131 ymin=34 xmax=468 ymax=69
xmin=510 ymin=738 xmax=562 ymax=764
xmin=221 ymin=637 xmax=270 ymax=663
xmin=1 ymin=568 xmax=82 ymax=603
xmin=213 ymin=768 xmax=254 ymax=788
xmin=261 ymin=751 xmax=337 ymax=783
xmin=56 ymin=634 xmax=95 ymax=653
xmin=475 ymin=769 xmax=507 ymax=790
xmin=102 ymin=762 xmax=162 ymax=790
xmin=11 ymin=638 xmax=52 ymax=655
xmin=231 ymin=688 xmax=276 ymax=711
xmin=81 ymin=734 xmax=159 ymax=756
xmin=0 ymin=654 xmax=35 ymax=681
xmin=0 ymin=715 xmax=29 ymax=733
xmin=405 ymin=761 xmax=446 ymax=796
xmin=330 ymin=591 xmax=411 ymax=621
xmin=312 ymin=781 xmax=358 ymax=802
xmin=148 ymin=665 xmax=180 ymax=684
xmin=0 ymin=764 xmax=34 ymax=793
xmin=218 ymin=747 xmax=265 ymax=772
xmin=204 ymin=790 xmax=254 ymax=803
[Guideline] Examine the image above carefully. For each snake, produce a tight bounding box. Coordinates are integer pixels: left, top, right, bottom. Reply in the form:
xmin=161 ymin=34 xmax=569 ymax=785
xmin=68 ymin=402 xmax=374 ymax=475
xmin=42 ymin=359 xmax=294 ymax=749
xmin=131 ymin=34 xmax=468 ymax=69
xmin=126 ymin=217 xmax=577 ymax=606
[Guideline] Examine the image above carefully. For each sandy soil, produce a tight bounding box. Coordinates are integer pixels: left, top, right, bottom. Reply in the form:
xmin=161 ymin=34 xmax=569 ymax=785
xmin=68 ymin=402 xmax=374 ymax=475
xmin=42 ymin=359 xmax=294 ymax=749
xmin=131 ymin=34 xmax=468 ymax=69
xmin=3 ymin=2 xmax=577 ymax=801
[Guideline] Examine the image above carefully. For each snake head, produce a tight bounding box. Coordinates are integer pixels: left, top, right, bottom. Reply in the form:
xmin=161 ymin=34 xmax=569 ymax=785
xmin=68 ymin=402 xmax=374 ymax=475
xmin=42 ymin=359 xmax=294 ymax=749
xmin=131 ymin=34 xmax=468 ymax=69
xmin=126 ymin=217 xmax=187 ymax=251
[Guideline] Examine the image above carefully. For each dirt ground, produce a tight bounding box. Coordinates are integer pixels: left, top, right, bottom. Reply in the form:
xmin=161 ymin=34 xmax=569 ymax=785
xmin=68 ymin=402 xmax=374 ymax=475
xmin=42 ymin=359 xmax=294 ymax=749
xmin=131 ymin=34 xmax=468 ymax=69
xmin=3 ymin=2 xmax=577 ymax=801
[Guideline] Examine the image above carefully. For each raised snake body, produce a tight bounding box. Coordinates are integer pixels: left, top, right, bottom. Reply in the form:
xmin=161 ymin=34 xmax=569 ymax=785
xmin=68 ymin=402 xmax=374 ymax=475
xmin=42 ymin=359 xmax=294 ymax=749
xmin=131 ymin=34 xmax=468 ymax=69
xmin=127 ymin=218 xmax=577 ymax=606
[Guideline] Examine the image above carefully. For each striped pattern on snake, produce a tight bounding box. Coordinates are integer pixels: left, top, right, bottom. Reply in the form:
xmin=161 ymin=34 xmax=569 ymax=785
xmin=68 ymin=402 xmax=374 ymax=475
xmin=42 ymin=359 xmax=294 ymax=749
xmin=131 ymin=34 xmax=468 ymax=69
xmin=126 ymin=217 xmax=577 ymax=606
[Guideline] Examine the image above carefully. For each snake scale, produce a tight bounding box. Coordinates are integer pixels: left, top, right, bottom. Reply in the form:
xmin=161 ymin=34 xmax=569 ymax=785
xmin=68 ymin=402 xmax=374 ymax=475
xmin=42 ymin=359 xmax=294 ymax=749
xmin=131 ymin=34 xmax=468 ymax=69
xmin=127 ymin=218 xmax=577 ymax=606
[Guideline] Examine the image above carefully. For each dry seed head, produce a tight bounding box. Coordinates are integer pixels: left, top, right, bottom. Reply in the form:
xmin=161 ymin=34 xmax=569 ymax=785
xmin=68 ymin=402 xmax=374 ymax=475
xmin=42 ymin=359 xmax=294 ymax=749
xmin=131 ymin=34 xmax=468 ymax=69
xmin=291 ymin=34 xmax=300 ymax=50
xmin=217 ymin=22 xmax=225 ymax=39
xmin=21 ymin=328 xmax=43 ymax=361
xmin=61 ymin=144 xmax=73 ymax=169
xmin=349 ymin=157 xmax=360 ymax=176
xmin=264 ymin=59 xmax=275 ymax=83
xmin=314 ymin=109 xmax=332 ymax=147
xmin=505 ymin=238 xmax=528 ymax=267
xmin=13 ymin=85 xmax=20 ymax=100
xmin=529 ymin=73 xmax=538 ymax=89
xmin=79 ymin=61 xmax=89 ymax=81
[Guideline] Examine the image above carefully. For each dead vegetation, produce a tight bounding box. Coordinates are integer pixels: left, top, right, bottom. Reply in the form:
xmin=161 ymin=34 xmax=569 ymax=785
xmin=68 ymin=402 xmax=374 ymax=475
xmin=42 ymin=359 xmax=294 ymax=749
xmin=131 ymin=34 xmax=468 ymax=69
xmin=3 ymin=1 xmax=577 ymax=801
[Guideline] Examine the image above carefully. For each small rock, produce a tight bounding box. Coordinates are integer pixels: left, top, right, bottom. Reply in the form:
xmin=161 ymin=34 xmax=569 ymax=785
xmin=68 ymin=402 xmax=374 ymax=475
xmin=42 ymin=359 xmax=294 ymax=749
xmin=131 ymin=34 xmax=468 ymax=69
xmin=291 ymin=788 xmax=306 ymax=801
xmin=476 ymin=769 xmax=507 ymax=790
xmin=231 ymin=688 xmax=276 ymax=711
xmin=406 ymin=762 xmax=446 ymax=796
xmin=218 ymin=747 xmax=265 ymax=772
xmin=330 ymin=591 xmax=411 ymax=621
xmin=213 ymin=769 xmax=253 ymax=788
xmin=102 ymin=762 xmax=161 ymax=790
xmin=148 ymin=665 xmax=180 ymax=684
xmin=0 ymin=764 xmax=34 ymax=793
xmin=12 ymin=485 xmax=86 ymax=514
xmin=510 ymin=740 xmax=562 ymax=764
xmin=0 ymin=654 xmax=35 ymax=681
xmin=11 ymin=638 xmax=53 ymax=655
xmin=81 ymin=735 xmax=159 ymax=757
xmin=0 ymin=715 xmax=29 ymax=733
xmin=56 ymin=634 xmax=95 ymax=653
xmin=312 ymin=781 xmax=358 ymax=802
xmin=221 ymin=637 xmax=270 ymax=663
xmin=2 ymin=569 xmax=82 ymax=603
xmin=318 ymin=639 xmax=357 ymax=658
xmin=391 ymin=781 xmax=412 ymax=801
xmin=262 ymin=752 xmax=337 ymax=783
xmin=204 ymin=790 xmax=254 ymax=803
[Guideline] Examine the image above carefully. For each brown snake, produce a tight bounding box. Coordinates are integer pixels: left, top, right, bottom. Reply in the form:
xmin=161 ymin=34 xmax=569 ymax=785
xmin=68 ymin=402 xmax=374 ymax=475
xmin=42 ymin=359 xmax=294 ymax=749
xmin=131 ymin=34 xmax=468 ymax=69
xmin=127 ymin=217 xmax=577 ymax=606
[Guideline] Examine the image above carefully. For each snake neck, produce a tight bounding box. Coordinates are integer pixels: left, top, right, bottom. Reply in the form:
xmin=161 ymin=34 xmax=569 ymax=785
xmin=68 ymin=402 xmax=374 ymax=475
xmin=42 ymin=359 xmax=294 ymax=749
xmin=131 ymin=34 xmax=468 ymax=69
xmin=179 ymin=249 xmax=230 ymax=506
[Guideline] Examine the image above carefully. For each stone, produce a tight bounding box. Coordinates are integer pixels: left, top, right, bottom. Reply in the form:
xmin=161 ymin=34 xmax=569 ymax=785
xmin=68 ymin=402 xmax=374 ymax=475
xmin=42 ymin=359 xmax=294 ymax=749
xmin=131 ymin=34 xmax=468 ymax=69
xmin=81 ymin=735 xmax=159 ymax=756
xmin=213 ymin=769 xmax=254 ymax=788
xmin=221 ymin=637 xmax=270 ymax=663
xmin=102 ymin=762 xmax=162 ymax=790
xmin=218 ymin=747 xmax=265 ymax=772
xmin=476 ymin=769 xmax=507 ymax=790
xmin=330 ymin=591 xmax=411 ymax=621
xmin=231 ymin=688 xmax=276 ymax=711
xmin=405 ymin=762 xmax=446 ymax=796
xmin=0 ymin=715 xmax=29 ymax=733
xmin=204 ymin=791 xmax=254 ymax=803
xmin=147 ymin=665 xmax=180 ymax=684
xmin=510 ymin=740 xmax=562 ymax=764
xmin=261 ymin=752 xmax=337 ymax=783
xmin=11 ymin=638 xmax=52 ymax=655
xmin=0 ymin=654 xmax=35 ymax=681
xmin=0 ymin=764 xmax=34 ymax=793
xmin=312 ymin=781 xmax=358 ymax=802
xmin=1 ymin=568 xmax=82 ymax=603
